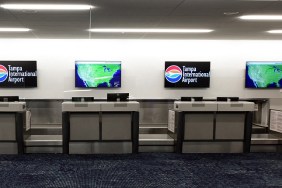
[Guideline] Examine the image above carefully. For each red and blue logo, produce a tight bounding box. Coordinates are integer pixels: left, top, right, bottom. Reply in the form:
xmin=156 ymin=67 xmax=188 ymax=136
xmin=165 ymin=65 xmax=182 ymax=83
xmin=0 ymin=65 xmax=8 ymax=83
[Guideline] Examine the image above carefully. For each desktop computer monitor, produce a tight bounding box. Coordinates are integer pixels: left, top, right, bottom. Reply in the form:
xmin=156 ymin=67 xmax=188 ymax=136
xmin=217 ymin=97 xmax=228 ymax=101
xmin=181 ymin=97 xmax=192 ymax=101
xmin=72 ymin=97 xmax=94 ymax=102
xmin=181 ymin=97 xmax=203 ymax=101
xmin=0 ymin=96 xmax=19 ymax=102
xmin=193 ymin=97 xmax=203 ymax=101
xmin=84 ymin=97 xmax=94 ymax=102
xmin=217 ymin=97 xmax=239 ymax=102
xmin=229 ymin=97 xmax=239 ymax=101
xmin=107 ymin=93 xmax=129 ymax=102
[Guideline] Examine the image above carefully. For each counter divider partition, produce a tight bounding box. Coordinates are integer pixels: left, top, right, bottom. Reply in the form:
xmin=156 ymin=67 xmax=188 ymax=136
xmin=172 ymin=101 xmax=254 ymax=153
xmin=62 ymin=101 xmax=139 ymax=154
xmin=0 ymin=102 xmax=26 ymax=154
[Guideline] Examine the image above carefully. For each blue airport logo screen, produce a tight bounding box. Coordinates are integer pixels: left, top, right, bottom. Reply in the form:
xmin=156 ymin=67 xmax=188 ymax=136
xmin=164 ymin=61 xmax=210 ymax=88
xmin=0 ymin=61 xmax=37 ymax=88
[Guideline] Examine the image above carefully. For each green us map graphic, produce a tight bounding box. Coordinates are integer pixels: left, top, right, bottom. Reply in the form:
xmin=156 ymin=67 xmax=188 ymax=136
xmin=76 ymin=63 xmax=121 ymax=88
xmin=247 ymin=63 xmax=282 ymax=88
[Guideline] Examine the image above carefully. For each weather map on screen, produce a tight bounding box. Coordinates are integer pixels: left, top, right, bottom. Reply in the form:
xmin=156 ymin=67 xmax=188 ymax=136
xmin=75 ymin=61 xmax=121 ymax=88
xmin=246 ymin=61 xmax=282 ymax=88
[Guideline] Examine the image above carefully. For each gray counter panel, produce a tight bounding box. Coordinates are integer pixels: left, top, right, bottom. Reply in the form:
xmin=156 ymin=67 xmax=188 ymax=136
xmin=69 ymin=142 xmax=132 ymax=154
xmin=0 ymin=143 xmax=18 ymax=154
xmin=100 ymin=102 xmax=140 ymax=112
xmin=182 ymin=142 xmax=244 ymax=153
xmin=0 ymin=102 xmax=26 ymax=112
xmin=174 ymin=101 xmax=254 ymax=153
xmin=215 ymin=113 xmax=245 ymax=140
xmin=62 ymin=102 xmax=140 ymax=112
xmin=62 ymin=102 xmax=101 ymax=112
xmin=217 ymin=102 xmax=255 ymax=111
xmin=174 ymin=102 xmax=217 ymax=111
xmin=70 ymin=113 xmax=100 ymax=140
xmin=102 ymin=113 xmax=131 ymax=140
xmin=63 ymin=101 xmax=140 ymax=154
xmin=0 ymin=113 xmax=16 ymax=140
xmin=184 ymin=113 xmax=214 ymax=140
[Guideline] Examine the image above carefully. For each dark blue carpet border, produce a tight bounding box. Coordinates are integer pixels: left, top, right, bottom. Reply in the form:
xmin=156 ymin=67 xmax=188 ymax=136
xmin=0 ymin=153 xmax=281 ymax=188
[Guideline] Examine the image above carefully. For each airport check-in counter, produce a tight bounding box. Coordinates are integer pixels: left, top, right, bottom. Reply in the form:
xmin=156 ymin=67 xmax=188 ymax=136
xmin=62 ymin=101 xmax=139 ymax=154
xmin=0 ymin=102 xmax=26 ymax=154
xmin=173 ymin=101 xmax=254 ymax=153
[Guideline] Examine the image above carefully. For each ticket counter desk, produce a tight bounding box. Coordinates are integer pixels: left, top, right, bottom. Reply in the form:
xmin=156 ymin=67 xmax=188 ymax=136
xmin=0 ymin=102 xmax=26 ymax=154
xmin=62 ymin=101 xmax=139 ymax=154
xmin=173 ymin=101 xmax=254 ymax=153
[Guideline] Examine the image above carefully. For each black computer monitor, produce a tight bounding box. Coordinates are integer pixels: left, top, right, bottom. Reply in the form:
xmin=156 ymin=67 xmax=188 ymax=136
xmin=107 ymin=94 xmax=116 ymax=102
xmin=193 ymin=97 xmax=203 ymax=101
xmin=0 ymin=96 xmax=19 ymax=102
xmin=72 ymin=97 xmax=82 ymax=102
xmin=217 ymin=97 xmax=228 ymax=101
xmin=180 ymin=97 xmax=192 ymax=101
xmin=72 ymin=97 xmax=94 ymax=102
xmin=84 ymin=97 xmax=94 ymax=102
xmin=229 ymin=97 xmax=239 ymax=101
xmin=217 ymin=97 xmax=239 ymax=101
xmin=181 ymin=97 xmax=203 ymax=101
xmin=107 ymin=93 xmax=129 ymax=102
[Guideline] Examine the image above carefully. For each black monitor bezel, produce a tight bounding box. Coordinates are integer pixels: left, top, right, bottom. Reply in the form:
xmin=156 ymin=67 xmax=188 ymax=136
xmin=180 ymin=97 xmax=192 ymax=101
xmin=0 ymin=96 xmax=19 ymax=102
xmin=217 ymin=97 xmax=239 ymax=101
xmin=229 ymin=97 xmax=239 ymax=101
xmin=71 ymin=97 xmax=94 ymax=102
xmin=107 ymin=93 xmax=129 ymax=102
xmin=181 ymin=97 xmax=203 ymax=101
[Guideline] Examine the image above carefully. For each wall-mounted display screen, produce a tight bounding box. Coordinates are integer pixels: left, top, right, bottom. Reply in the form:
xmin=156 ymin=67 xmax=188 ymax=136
xmin=164 ymin=61 xmax=210 ymax=88
xmin=75 ymin=61 xmax=121 ymax=88
xmin=246 ymin=61 xmax=282 ymax=88
xmin=0 ymin=61 xmax=37 ymax=88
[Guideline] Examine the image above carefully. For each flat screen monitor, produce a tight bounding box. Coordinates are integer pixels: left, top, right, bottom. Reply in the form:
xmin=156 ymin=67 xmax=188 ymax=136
xmin=107 ymin=93 xmax=129 ymax=102
xmin=217 ymin=97 xmax=228 ymax=101
xmin=246 ymin=61 xmax=282 ymax=88
xmin=75 ymin=61 xmax=121 ymax=88
xmin=0 ymin=61 xmax=37 ymax=88
xmin=193 ymin=97 xmax=203 ymax=101
xmin=72 ymin=97 xmax=81 ymax=102
xmin=181 ymin=97 xmax=203 ymax=101
xmin=181 ymin=97 xmax=192 ymax=101
xmin=72 ymin=97 xmax=94 ymax=102
xmin=229 ymin=97 xmax=239 ymax=101
xmin=84 ymin=97 xmax=94 ymax=102
xmin=217 ymin=97 xmax=239 ymax=102
xmin=0 ymin=96 xmax=19 ymax=102
xmin=165 ymin=61 xmax=210 ymax=88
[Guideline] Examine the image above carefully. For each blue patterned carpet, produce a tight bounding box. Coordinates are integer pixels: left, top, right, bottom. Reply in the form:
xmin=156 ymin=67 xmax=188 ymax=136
xmin=0 ymin=153 xmax=281 ymax=188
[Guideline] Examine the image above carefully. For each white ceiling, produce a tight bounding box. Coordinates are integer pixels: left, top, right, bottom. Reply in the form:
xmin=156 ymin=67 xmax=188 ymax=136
xmin=1 ymin=0 xmax=282 ymax=39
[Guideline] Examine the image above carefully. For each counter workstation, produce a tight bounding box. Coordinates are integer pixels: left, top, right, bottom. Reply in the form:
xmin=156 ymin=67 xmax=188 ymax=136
xmin=0 ymin=102 xmax=26 ymax=154
xmin=62 ymin=101 xmax=139 ymax=154
xmin=172 ymin=101 xmax=254 ymax=153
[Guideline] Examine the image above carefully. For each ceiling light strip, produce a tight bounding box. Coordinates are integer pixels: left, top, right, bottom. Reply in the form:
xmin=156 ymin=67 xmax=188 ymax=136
xmin=239 ymin=15 xmax=282 ymax=20
xmin=0 ymin=28 xmax=31 ymax=32
xmin=267 ymin=30 xmax=282 ymax=33
xmin=89 ymin=29 xmax=213 ymax=33
xmin=0 ymin=4 xmax=93 ymax=10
